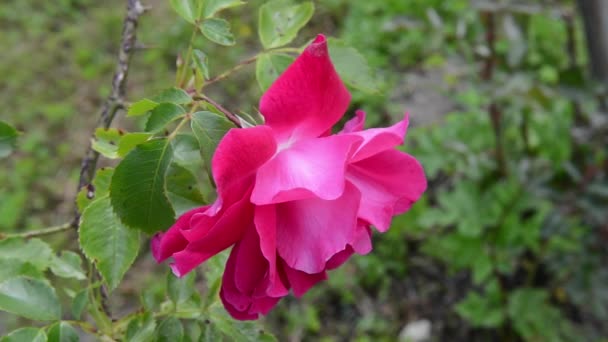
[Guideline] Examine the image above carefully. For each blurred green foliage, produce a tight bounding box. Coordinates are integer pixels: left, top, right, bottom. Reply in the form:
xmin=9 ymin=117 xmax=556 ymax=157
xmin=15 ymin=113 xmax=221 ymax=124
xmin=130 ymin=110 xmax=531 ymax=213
xmin=1 ymin=0 xmax=607 ymax=341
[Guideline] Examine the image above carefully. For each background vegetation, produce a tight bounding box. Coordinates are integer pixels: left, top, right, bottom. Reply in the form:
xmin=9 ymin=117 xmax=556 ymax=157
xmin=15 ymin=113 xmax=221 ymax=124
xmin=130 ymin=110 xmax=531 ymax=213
xmin=1 ymin=0 xmax=606 ymax=341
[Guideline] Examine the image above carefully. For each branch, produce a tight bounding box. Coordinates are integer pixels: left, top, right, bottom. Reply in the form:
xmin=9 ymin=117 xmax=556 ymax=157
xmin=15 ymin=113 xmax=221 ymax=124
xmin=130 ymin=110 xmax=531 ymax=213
xmin=0 ymin=222 xmax=72 ymax=240
xmin=194 ymin=94 xmax=242 ymax=127
xmin=203 ymin=54 xmax=259 ymax=87
xmin=73 ymin=0 xmax=145 ymax=227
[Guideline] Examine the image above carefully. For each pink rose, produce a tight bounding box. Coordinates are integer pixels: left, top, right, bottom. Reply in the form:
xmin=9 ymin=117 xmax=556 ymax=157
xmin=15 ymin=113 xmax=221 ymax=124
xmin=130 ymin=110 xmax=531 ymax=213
xmin=152 ymin=34 xmax=427 ymax=320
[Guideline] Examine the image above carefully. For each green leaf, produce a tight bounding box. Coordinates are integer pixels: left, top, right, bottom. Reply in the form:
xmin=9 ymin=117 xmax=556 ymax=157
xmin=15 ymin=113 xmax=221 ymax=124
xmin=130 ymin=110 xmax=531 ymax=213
xmin=255 ymin=53 xmax=294 ymax=91
xmin=508 ymin=288 xmax=567 ymax=341
xmin=0 ymin=238 xmax=53 ymax=271
xmin=191 ymin=111 xmax=235 ymax=169
xmin=156 ymin=317 xmax=184 ymax=342
xmin=79 ymin=196 xmax=140 ymax=289
xmin=92 ymin=128 xmax=123 ymax=159
xmin=166 ymin=164 xmax=206 ymax=215
xmin=1 ymin=328 xmax=47 ymax=342
xmin=128 ymin=99 xmax=159 ymax=117
xmin=258 ymin=0 xmax=314 ymax=49
xmin=76 ymin=167 xmax=114 ymax=212
xmin=71 ymin=289 xmax=88 ymax=320
xmin=169 ymin=0 xmax=199 ymax=23
xmin=208 ymin=304 xmax=277 ymax=341
xmin=455 ymin=281 xmax=505 ymax=328
xmin=202 ymin=0 xmax=245 ymax=18
xmin=0 ymin=277 xmax=61 ymax=321
xmin=47 ymin=322 xmax=78 ymax=342
xmin=167 ymin=270 xmax=196 ymax=305
xmin=193 ymin=50 xmax=210 ymax=80
xmin=153 ymin=87 xmax=192 ymax=105
xmin=202 ymin=250 xmax=229 ymax=309
xmin=117 ymin=133 xmax=153 ymax=157
xmin=110 ymin=139 xmax=175 ymax=233
xmin=146 ymin=103 xmax=186 ymax=133
xmin=327 ymin=38 xmax=380 ymax=93
xmin=171 ymin=133 xmax=203 ymax=173
xmin=0 ymin=121 xmax=18 ymax=158
xmin=200 ymin=18 xmax=235 ymax=46
xmin=50 ymin=251 xmax=86 ymax=280
xmin=0 ymin=260 xmax=43 ymax=282
xmin=127 ymin=313 xmax=157 ymax=342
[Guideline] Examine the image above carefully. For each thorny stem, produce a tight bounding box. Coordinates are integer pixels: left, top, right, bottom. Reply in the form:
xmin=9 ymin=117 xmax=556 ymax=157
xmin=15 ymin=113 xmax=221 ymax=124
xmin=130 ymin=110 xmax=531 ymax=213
xmin=194 ymin=94 xmax=242 ymax=127
xmin=0 ymin=222 xmax=72 ymax=240
xmin=73 ymin=0 xmax=145 ymax=227
xmin=67 ymin=0 xmax=146 ymax=331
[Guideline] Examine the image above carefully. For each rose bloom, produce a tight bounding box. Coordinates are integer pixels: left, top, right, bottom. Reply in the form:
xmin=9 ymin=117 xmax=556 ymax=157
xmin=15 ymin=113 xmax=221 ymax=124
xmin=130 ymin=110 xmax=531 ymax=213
xmin=152 ymin=34 xmax=427 ymax=320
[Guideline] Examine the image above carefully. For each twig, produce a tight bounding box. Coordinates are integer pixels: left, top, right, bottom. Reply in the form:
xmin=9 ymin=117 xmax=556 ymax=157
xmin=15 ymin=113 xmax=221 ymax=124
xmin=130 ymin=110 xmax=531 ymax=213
xmin=194 ymin=94 xmax=242 ymax=127
xmin=0 ymin=222 xmax=72 ymax=240
xmin=203 ymin=54 xmax=259 ymax=87
xmin=73 ymin=0 xmax=145 ymax=227
xmin=200 ymin=47 xmax=301 ymax=89
xmin=481 ymin=11 xmax=507 ymax=177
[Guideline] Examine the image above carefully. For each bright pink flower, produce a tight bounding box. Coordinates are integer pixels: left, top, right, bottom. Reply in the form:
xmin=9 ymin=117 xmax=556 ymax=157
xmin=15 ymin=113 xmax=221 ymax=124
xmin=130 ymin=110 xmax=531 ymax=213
xmin=152 ymin=34 xmax=427 ymax=320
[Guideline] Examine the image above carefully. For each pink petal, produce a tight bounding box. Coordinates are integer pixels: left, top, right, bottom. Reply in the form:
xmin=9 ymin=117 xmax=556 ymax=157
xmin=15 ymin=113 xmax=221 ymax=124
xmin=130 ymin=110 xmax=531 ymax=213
xmin=220 ymin=226 xmax=285 ymax=320
xmin=251 ymin=134 xmax=362 ymax=204
xmin=281 ymin=260 xmax=327 ymax=297
xmin=151 ymin=206 xmax=209 ymax=263
xmin=325 ymin=223 xmax=372 ymax=270
xmin=254 ymin=205 xmax=289 ymax=297
xmin=342 ymin=114 xmax=409 ymax=163
xmin=275 ymin=182 xmax=361 ymax=273
xmin=351 ymin=223 xmax=373 ymax=255
xmin=259 ymin=34 xmax=351 ymax=141
xmin=347 ymin=150 xmax=427 ymax=232
xmin=170 ymin=193 xmax=255 ymax=277
xmin=340 ymin=110 xmax=366 ymax=133
xmin=325 ymin=247 xmax=353 ymax=270
xmin=212 ymin=125 xmax=277 ymax=202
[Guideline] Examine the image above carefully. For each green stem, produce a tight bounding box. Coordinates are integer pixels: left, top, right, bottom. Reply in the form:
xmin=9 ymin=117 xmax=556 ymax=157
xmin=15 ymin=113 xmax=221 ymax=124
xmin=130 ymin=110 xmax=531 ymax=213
xmin=167 ymin=115 xmax=192 ymax=140
xmin=177 ymin=28 xmax=199 ymax=88
xmin=202 ymin=46 xmax=302 ymax=89
xmin=203 ymin=53 xmax=260 ymax=87
xmin=167 ymin=102 xmax=200 ymax=140
xmin=193 ymin=94 xmax=241 ymax=127
xmin=0 ymin=222 xmax=73 ymax=240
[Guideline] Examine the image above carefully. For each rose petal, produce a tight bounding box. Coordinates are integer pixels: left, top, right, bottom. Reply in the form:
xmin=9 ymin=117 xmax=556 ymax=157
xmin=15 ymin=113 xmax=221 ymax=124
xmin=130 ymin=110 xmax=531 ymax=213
xmin=342 ymin=114 xmax=409 ymax=163
xmin=212 ymin=125 xmax=277 ymax=203
xmin=347 ymin=150 xmax=426 ymax=232
xmin=254 ymin=205 xmax=289 ymax=297
xmin=351 ymin=223 xmax=373 ymax=255
xmin=251 ymin=134 xmax=362 ymax=204
xmin=220 ymin=226 xmax=284 ymax=320
xmin=281 ymin=260 xmax=327 ymax=297
xmin=151 ymin=206 xmax=209 ymax=263
xmin=259 ymin=34 xmax=351 ymax=141
xmin=325 ymin=222 xmax=372 ymax=270
xmin=340 ymin=110 xmax=366 ymax=133
xmin=170 ymin=193 xmax=254 ymax=277
xmin=275 ymin=182 xmax=361 ymax=273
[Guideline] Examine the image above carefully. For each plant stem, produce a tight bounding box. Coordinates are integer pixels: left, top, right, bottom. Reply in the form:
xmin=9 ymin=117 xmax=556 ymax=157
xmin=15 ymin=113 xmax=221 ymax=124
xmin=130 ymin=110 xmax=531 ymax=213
xmin=178 ymin=28 xmax=199 ymax=88
xmin=193 ymin=94 xmax=242 ymax=127
xmin=203 ymin=54 xmax=260 ymax=87
xmin=73 ymin=0 xmax=145 ymax=227
xmin=0 ymin=222 xmax=73 ymax=240
xmin=200 ymin=46 xmax=301 ymax=89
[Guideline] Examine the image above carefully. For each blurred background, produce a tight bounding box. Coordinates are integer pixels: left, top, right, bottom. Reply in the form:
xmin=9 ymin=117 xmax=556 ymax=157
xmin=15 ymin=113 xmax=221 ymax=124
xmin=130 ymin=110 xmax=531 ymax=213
xmin=1 ymin=0 xmax=607 ymax=341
